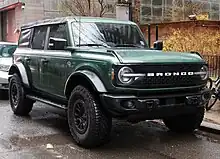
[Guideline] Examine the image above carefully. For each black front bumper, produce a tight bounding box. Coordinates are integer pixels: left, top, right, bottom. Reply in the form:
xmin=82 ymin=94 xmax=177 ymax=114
xmin=100 ymin=88 xmax=211 ymax=120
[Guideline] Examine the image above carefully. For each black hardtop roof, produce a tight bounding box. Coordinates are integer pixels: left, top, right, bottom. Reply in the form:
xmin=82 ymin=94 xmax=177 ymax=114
xmin=20 ymin=16 xmax=136 ymax=30
xmin=21 ymin=16 xmax=72 ymax=29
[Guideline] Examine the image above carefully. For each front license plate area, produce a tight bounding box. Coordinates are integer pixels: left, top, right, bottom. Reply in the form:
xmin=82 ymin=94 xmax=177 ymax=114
xmin=143 ymin=99 xmax=160 ymax=109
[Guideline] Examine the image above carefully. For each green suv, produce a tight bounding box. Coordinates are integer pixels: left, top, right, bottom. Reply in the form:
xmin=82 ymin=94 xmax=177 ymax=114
xmin=8 ymin=16 xmax=211 ymax=148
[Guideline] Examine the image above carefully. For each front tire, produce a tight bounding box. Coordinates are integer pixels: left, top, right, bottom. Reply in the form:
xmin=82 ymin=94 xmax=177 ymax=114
xmin=163 ymin=107 xmax=204 ymax=133
xmin=9 ymin=74 xmax=34 ymax=116
xmin=67 ymin=85 xmax=112 ymax=148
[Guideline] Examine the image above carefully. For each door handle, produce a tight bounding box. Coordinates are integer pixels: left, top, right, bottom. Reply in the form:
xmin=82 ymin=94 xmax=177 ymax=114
xmin=41 ymin=58 xmax=49 ymax=63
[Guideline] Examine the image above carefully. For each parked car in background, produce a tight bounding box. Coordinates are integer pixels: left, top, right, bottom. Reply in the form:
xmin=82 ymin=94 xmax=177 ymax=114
xmin=0 ymin=42 xmax=17 ymax=98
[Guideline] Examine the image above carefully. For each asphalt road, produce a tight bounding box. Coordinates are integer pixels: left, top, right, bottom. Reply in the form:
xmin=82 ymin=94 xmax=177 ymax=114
xmin=1 ymin=99 xmax=220 ymax=159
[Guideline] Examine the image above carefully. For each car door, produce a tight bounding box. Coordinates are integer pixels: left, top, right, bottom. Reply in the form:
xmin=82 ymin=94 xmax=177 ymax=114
xmin=14 ymin=28 xmax=40 ymax=90
xmin=28 ymin=25 xmax=49 ymax=91
xmin=39 ymin=23 xmax=72 ymax=97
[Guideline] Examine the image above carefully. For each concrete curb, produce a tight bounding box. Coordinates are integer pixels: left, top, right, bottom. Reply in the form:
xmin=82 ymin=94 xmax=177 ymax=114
xmin=199 ymin=121 xmax=220 ymax=134
xmin=149 ymin=120 xmax=220 ymax=134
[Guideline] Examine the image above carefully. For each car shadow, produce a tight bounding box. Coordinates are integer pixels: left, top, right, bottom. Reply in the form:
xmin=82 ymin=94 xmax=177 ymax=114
xmin=19 ymin=103 xmax=202 ymax=152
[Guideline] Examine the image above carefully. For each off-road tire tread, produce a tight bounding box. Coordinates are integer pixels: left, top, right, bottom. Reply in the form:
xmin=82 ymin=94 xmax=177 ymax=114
xmin=9 ymin=74 xmax=33 ymax=116
xmin=163 ymin=107 xmax=204 ymax=133
xmin=68 ymin=85 xmax=112 ymax=148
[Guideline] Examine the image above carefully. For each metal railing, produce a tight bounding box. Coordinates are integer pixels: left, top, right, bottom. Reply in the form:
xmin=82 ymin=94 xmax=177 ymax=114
xmin=203 ymin=54 xmax=220 ymax=78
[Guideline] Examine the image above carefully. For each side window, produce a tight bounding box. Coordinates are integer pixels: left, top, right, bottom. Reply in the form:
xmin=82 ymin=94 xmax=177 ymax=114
xmin=32 ymin=26 xmax=48 ymax=50
xmin=48 ymin=24 xmax=68 ymax=50
xmin=18 ymin=29 xmax=32 ymax=47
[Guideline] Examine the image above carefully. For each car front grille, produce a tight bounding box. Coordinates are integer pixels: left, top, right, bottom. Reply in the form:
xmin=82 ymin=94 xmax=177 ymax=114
xmin=114 ymin=63 xmax=206 ymax=89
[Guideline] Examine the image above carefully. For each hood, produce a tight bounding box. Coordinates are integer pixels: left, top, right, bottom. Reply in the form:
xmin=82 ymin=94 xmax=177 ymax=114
xmin=112 ymin=48 xmax=205 ymax=64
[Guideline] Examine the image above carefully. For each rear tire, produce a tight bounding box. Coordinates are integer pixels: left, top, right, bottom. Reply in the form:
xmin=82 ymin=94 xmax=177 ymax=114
xmin=163 ymin=107 xmax=204 ymax=133
xmin=67 ymin=85 xmax=112 ymax=148
xmin=9 ymin=74 xmax=34 ymax=116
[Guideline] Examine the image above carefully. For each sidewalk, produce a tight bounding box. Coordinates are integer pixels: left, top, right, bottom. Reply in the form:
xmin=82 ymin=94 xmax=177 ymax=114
xmin=201 ymin=101 xmax=220 ymax=133
xmin=204 ymin=102 xmax=220 ymax=125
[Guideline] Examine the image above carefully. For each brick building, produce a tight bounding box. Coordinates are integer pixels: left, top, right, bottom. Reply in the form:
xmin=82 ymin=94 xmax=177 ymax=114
xmin=134 ymin=0 xmax=220 ymax=24
xmin=0 ymin=0 xmax=63 ymax=42
xmin=0 ymin=0 xmax=119 ymax=42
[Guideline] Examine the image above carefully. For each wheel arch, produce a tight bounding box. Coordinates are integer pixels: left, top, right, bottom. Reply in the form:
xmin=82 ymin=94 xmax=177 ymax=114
xmin=8 ymin=63 xmax=30 ymax=88
xmin=64 ymin=70 xmax=107 ymax=99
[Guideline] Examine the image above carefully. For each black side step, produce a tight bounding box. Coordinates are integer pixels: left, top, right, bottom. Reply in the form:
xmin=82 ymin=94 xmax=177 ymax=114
xmin=26 ymin=95 xmax=67 ymax=110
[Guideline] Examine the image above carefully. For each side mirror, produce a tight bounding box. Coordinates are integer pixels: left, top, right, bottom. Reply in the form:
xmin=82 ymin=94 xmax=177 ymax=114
xmin=49 ymin=37 xmax=67 ymax=50
xmin=153 ymin=40 xmax=163 ymax=50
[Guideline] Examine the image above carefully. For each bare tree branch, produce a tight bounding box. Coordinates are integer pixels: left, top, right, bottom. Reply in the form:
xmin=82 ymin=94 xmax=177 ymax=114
xmin=59 ymin=0 xmax=115 ymax=17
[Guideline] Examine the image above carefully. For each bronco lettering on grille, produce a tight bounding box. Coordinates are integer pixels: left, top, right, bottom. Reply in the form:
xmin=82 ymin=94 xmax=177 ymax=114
xmin=146 ymin=72 xmax=194 ymax=77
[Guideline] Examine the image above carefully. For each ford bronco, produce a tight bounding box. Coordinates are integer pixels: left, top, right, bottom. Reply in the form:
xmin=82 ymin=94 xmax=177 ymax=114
xmin=8 ymin=16 xmax=211 ymax=148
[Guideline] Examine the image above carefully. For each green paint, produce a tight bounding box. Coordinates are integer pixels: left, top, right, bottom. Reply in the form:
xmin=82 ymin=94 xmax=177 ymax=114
xmin=13 ymin=17 xmax=207 ymax=101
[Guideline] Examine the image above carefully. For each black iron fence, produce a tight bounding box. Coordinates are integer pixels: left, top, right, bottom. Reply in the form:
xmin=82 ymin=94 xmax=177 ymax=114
xmin=203 ymin=55 xmax=220 ymax=78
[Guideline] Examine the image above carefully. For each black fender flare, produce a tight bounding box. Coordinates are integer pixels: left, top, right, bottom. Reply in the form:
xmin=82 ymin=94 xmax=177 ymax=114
xmin=8 ymin=63 xmax=30 ymax=87
xmin=64 ymin=70 xmax=107 ymax=96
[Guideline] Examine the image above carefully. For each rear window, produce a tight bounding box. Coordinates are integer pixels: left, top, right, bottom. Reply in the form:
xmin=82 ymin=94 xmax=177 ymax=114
xmin=0 ymin=44 xmax=17 ymax=57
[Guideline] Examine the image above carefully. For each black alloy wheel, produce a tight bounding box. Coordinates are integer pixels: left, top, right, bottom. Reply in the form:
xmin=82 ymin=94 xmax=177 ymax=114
xmin=73 ymin=99 xmax=88 ymax=134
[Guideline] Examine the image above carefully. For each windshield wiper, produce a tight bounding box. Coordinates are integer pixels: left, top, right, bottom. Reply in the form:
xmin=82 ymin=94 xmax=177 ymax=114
xmin=76 ymin=44 xmax=109 ymax=48
xmin=114 ymin=44 xmax=143 ymax=48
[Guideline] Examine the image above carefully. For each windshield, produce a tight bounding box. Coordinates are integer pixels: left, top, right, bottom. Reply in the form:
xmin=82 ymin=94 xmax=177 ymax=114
xmin=71 ymin=22 xmax=148 ymax=48
xmin=0 ymin=44 xmax=17 ymax=57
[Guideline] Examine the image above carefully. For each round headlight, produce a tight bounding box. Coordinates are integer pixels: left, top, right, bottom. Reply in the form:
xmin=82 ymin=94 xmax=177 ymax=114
xmin=118 ymin=67 xmax=134 ymax=85
xmin=200 ymin=65 xmax=208 ymax=80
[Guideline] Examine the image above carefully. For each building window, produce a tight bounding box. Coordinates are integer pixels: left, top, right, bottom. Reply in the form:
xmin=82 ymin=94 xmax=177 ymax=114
xmin=140 ymin=0 xmax=165 ymax=23
xmin=141 ymin=6 xmax=151 ymax=16
xmin=210 ymin=12 xmax=219 ymax=20
xmin=153 ymin=7 xmax=163 ymax=17
xmin=140 ymin=0 xmax=220 ymax=23
xmin=211 ymin=3 xmax=219 ymax=12
xmin=210 ymin=3 xmax=220 ymax=20
xmin=152 ymin=0 xmax=162 ymax=6
xmin=201 ymin=2 xmax=210 ymax=12
xmin=166 ymin=0 xmax=173 ymax=6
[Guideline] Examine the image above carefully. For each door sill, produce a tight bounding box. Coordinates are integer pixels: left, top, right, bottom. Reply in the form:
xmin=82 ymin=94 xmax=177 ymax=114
xmin=26 ymin=95 xmax=67 ymax=110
